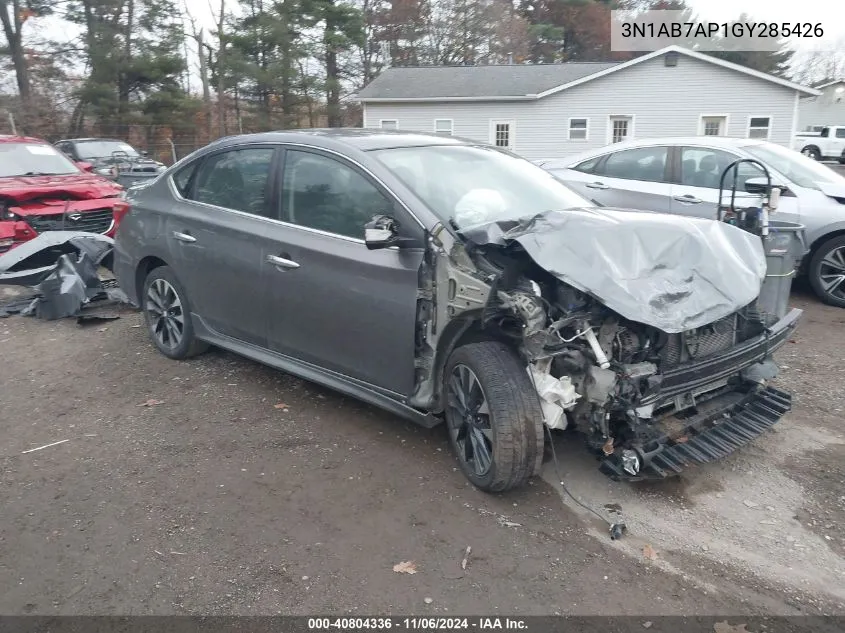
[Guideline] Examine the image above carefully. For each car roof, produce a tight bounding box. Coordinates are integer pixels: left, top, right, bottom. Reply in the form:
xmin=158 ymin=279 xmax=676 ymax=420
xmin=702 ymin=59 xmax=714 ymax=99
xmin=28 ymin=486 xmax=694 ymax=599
xmin=57 ymin=138 xmax=127 ymax=144
xmin=544 ymin=136 xmax=771 ymax=168
xmin=0 ymin=134 xmax=48 ymax=145
xmin=206 ymin=128 xmax=473 ymax=152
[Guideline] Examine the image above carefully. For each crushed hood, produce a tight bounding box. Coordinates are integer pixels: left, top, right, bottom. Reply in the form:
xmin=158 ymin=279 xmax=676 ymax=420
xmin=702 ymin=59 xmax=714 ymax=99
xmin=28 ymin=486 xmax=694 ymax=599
xmin=463 ymin=207 xmax=767 ymax=333
xmin=0 ymin=173 xmax=122 ymax=203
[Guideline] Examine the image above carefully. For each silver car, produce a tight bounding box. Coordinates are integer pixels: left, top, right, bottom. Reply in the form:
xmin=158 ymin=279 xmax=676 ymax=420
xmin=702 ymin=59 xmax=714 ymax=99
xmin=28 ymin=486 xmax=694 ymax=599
xmin=113 ymin=130 xmax=801 ymax=491
xmin=543 ymin=137 xmax=845 ymax=307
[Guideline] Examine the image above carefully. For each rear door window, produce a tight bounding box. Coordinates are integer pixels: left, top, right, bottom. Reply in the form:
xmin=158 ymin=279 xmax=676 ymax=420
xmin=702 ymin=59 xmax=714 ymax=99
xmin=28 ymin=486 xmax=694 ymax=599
xmin=602 ymin=146 xmax=669 ymax=182
xmin=190 ymin=148 xmax=277 ymax=217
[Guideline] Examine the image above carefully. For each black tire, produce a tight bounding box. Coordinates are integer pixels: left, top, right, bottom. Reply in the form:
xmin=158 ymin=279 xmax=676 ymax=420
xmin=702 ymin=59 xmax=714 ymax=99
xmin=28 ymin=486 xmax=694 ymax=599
xmin=808 ymin=235 xmax=845 ymax=308
xmin=838 ymin=154 xmax=845 ymax=165
xmin=802 ymin=146 xmax=821 ymax=161
xmin=141 ymin=265 xmax=209 ymax=359
xmin=444 ymin=341 xmax=544 ymax=492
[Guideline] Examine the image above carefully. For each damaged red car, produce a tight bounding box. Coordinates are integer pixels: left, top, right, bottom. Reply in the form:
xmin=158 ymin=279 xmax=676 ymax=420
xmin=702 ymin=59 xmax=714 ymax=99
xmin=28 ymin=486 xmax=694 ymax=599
xmin=0 ymin=135 xmax=129 ymax=253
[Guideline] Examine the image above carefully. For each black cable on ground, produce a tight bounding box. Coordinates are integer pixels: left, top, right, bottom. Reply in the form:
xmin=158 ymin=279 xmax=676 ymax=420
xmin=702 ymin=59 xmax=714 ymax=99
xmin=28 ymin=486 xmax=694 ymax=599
xmin=544 ymin=424 xmax=627 ymax=540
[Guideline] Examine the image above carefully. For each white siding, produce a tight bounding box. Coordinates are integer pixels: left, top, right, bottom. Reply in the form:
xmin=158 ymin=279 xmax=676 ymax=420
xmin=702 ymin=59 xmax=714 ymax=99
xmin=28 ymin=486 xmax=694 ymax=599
xmin=362 ymin=55 xmax=800 ymax=161
xmin=797 ymin=82 xmax=845 ymax=131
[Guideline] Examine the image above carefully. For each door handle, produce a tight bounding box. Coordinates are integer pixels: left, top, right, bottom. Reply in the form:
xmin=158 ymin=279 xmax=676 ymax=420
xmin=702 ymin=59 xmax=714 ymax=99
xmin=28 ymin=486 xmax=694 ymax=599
xmin=266 ymin=254 xmax=300 ymax=270
xmin=673 ymin=195 xmax=702 ymax=204
xmin=586 ymin=182 xmax=609 ymax=190
xmin=172 ymin=231 xmax=197 ymax=243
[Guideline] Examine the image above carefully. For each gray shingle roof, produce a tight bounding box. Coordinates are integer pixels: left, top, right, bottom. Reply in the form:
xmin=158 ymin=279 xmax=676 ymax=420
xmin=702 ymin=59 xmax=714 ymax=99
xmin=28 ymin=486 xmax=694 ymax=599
xmin=356 ymin=62 xmax=620 ymax=100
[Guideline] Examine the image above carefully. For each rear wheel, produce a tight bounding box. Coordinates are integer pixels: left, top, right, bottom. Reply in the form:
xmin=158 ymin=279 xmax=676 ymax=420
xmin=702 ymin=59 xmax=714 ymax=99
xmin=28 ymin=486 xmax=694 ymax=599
xmin=444 ymin=342 xmax=544 ymax=492
xmin=808 ymin=235 xmax=845 ymax=308
xmin=802 ymin=146 xmax=821 ymax=160
xmin=142 ymin=266 xmax=209 ymax=359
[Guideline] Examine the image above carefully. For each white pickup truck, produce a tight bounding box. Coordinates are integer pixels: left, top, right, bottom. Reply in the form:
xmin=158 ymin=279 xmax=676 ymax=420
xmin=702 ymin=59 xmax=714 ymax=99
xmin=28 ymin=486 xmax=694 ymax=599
xmin=792 ymin=125 xmax=845 ymax=162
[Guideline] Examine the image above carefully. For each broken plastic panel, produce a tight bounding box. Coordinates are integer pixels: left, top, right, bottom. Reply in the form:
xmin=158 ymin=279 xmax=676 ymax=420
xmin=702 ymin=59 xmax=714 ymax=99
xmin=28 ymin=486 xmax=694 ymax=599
xmin=0 ymin=231 xmax=115 ymax=286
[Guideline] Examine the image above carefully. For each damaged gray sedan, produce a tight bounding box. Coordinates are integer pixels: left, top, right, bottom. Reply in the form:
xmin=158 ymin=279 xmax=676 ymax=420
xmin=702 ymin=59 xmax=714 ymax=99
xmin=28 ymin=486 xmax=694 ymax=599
xmin=113 ymin=130 xmax=802 ymax=491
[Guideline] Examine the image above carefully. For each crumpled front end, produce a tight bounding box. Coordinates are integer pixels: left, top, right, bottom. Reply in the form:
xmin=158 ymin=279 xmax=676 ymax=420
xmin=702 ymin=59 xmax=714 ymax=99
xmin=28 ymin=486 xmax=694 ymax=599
xmin=1 ymin=197 xmax=130 ymax=250
xmin=459 ymin=209 xmax=802 ymax=481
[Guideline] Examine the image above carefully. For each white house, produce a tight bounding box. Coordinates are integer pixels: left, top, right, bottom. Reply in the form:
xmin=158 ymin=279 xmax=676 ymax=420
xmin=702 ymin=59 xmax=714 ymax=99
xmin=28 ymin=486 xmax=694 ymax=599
xmin=797 ymin=79 xmax=845 ymax=132
xmin=356 ymin=45 xmax=820 ymax=162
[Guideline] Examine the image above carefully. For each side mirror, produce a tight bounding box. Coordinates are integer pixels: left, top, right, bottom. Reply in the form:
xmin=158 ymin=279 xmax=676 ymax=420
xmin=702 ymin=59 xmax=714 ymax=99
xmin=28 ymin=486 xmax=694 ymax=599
xmin=744 ymin=177 xmax=777 ymax=195
xmin=364 ymin=215 xmax=400 ymax=250
xmin=76 ymin=161 xmax=94 ymax=173
xmin=364 ymin=215 xmax=421 ymax=250
xmin=745 ymin=177 xmax=788 ymax=195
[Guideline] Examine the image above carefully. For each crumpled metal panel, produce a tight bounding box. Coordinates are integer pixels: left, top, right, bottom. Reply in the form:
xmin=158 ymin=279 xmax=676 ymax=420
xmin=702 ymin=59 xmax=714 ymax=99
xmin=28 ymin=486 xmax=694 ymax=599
xmin=462 ymin=208 xmax=767 ymax=333
xmin=31 ymin=252 xmax=104 ymax=320
xmin=0 ymin=230 xmax=114 ymax=285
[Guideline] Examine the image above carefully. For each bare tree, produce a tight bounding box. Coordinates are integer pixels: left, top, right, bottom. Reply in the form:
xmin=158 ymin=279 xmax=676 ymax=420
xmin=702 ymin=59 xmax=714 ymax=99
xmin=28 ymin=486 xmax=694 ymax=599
xmin=0 ymin=0 xmax=34 ymax=115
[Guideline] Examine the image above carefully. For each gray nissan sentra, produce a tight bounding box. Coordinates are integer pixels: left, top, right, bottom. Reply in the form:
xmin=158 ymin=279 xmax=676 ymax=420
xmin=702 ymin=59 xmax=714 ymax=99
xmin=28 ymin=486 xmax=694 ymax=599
xmin=113 ymin=129 xmax=801 ymax=492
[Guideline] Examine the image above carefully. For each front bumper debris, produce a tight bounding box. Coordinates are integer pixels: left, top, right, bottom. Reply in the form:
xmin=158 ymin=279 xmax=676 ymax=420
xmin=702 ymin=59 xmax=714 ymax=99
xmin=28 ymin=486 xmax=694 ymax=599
xmin=600 ymin=385 xmax=792 ymax=481
xmin=600 ymin=307 xmax=801 ymax=481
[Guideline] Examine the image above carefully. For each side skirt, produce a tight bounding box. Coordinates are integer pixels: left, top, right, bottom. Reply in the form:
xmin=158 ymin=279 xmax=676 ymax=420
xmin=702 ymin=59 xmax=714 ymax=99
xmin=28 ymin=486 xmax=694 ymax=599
xmin=192 ymin=314 xmax=442 ymax=429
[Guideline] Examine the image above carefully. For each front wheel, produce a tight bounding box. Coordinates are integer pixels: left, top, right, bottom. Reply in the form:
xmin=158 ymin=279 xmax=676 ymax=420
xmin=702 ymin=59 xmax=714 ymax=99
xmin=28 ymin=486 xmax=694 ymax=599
xmin=802 ymin=146 xmax=821 ymax=160
xmin=808 ymin=235 xmax=845 ymax=308
xmin=444 ymin=342 xmax=544 ymax=492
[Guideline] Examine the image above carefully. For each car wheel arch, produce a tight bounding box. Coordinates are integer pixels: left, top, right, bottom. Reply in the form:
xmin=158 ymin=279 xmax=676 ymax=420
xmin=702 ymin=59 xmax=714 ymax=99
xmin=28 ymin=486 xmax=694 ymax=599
xmin=426 ymin=317 xmax=523 ymax=414
xmin=135 ymin=255 xmax=169 ymax=306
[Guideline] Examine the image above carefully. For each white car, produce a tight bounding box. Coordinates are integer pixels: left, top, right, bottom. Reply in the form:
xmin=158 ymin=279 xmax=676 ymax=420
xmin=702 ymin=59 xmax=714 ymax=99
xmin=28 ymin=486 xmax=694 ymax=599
xmin=542 ymin=137 xmax=845 ymax=307
xmin=792 ymin=125 xmax=845 ymax=162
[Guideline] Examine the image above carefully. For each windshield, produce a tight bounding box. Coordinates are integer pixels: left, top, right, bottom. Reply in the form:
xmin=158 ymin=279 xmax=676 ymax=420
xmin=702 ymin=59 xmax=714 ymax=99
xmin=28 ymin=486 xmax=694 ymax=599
xmin=75 ymin=140 xmax=140 ymax=159
xmin=741 ymin=143 xmax=845 ymax=190
xmin=0 ymin=143 xmax=80 ymax=177
xmin=371 ymin=145 xmax=592 ymax=229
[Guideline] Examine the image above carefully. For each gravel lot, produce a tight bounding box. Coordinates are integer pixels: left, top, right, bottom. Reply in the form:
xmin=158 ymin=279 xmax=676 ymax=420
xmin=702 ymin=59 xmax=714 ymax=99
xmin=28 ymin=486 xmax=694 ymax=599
xmin=0 ymin=283 xmax=843 ymax=616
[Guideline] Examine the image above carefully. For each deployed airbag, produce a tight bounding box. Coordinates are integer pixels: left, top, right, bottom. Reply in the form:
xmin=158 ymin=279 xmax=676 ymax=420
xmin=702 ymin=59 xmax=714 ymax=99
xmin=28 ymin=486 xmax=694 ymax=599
xmin=463 ymin=208 xmax=767 ymax=333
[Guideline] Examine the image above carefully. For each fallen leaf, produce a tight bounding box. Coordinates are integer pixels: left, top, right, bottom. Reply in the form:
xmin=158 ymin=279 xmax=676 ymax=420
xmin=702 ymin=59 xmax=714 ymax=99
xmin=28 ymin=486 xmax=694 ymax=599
xmin=138 ymin=399 xmax=164 ymax=407
xmin=393 ymin=561 xmax=417 ymax=574
xmin=675 ymin=436 xmax=689 ymax=444
xmin=461 ymin=545 xmax=471 ymax=570
xmin=274 ymin=403 xmax=289 ymax=410
xmin=642 ymin=544 xmax=658 ymax=561
xmin=713 ymin=622 xmax=750 ymax=633
xmin=643 ymin=623 xmax=653 ymax=629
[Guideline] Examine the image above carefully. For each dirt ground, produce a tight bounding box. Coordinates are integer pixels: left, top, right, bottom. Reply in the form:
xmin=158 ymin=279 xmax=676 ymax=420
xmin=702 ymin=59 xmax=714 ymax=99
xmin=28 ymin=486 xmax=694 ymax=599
xmin=1 ymin=280 xmax=844 ymax=617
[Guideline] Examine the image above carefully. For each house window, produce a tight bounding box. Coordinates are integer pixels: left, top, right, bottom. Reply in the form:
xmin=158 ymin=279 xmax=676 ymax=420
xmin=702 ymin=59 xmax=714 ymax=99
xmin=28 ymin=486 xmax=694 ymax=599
xmin=380 ymin=119 xmax=398 ymax=130
xmin=610 ymin=116 xmax=632 ymax=143
xmin=747 ymin=117 xmax=771 ymax=139
xmin=568 ymin=118 xmax=588 ymax=140
xmin=491 ymin=121 xmax=514 ymax=149
xmin=701 ymin=115 xmax=727 ymax=136
xmin=434 ymin=119 xmax=453 ymax=135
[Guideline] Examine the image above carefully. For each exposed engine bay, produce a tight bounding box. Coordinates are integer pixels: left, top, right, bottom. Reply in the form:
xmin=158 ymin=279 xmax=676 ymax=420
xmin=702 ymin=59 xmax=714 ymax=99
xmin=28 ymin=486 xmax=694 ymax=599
xmin=411 ymin=209 xmax=802 ymax=481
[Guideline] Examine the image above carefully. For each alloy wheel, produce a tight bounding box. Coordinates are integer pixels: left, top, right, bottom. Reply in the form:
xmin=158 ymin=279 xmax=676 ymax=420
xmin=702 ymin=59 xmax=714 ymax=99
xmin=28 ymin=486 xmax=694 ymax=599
xmin=446 ymin=364 xmax=493 ymax=477
xmin=146 ymin=278 xmax=185 ymax=350
xmin=819 ymin=245 xmax=845 ymax=301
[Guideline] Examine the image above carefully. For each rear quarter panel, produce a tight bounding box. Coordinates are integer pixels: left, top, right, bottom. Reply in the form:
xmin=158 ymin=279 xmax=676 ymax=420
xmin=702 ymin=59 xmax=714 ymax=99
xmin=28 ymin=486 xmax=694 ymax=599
xmin=113 ymin=185 xmax=173 ymax=306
